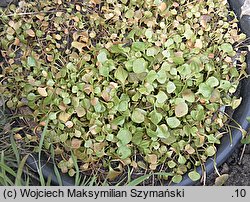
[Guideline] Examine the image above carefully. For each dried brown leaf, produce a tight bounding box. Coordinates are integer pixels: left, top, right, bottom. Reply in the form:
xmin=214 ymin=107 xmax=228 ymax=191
xmin=37 ymin=87 xmax=48 ymax=97
xmin=26 ymin=29 xmax=35 ymax=37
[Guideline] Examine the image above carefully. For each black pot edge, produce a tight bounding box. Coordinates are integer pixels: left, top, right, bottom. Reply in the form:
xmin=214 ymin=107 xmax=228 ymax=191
xmin=1 ymin=0 xmax=250 ymax=186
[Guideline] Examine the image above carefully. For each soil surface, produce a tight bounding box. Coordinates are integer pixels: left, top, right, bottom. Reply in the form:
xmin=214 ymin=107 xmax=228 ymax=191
xmin=205 ymin=144 xmax=250 ymax=186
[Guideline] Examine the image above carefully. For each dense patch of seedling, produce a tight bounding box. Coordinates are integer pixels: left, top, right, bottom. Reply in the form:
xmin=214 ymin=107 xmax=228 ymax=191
xmin=0 ymin=0 xmax=247 ymax=183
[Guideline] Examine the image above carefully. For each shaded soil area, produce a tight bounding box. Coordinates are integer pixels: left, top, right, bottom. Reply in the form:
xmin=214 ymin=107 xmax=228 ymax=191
xmin=205 ymin=144 xmax=250 ymax=186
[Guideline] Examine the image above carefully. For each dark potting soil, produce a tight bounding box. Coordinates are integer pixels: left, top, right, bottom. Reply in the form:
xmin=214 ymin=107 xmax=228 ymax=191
xmin=224 ymin=147 xmax=250 ymax=186
xmin=200 ymin=144 xmax=250 ymax=186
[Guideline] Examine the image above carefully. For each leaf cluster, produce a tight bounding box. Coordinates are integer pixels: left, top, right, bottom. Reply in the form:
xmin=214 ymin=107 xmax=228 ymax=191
xmin=0 ymin=0 xmax=247 ymax=183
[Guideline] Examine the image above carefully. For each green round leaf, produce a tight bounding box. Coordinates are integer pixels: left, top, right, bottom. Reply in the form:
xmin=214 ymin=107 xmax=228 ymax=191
xmin=27 ymin=93 xmax=36 ymax=101
xmin=72 ymin=86 xmax=78 ymax=93
xmin=241 ymin=135 xmax=250 ymax=144
xmin=117 ymin=145 xmax=131 ymax=159
xmin=167 ymin=160 xmax=176 ymax=168
xmin=156 ymin=91 xmax=168 ymax=103
xmin=97 ymin=51 xmax=108 ymax=63
xmin=149 ymin=110 xmax=163 ymax=125
xmin=132 ymin=42 xmax=146 ymax=51
xmin=145 ymin=29 xmax=153 ymax=39
xmin=27 ymin=56 xmax=36 ymax=67
xmin=166 ymin=117 xmax=180 ymax=128
xmin=132 ymin=58 xmax=148 ymax=73
xmin=172 ymin=175 xmax=182 ymax=183
xmin=206 ymin=76 xmax=219 ymax=87
xmin=188 ymin=170 xmax=201 ymax=181
xmin=117 ymin=128 xmax=132 ymax=145
xmin=167 ymin=81 xmax=176 ymax=94
xmin=125 ymin=9 xmax=134 ymax=18
xmin=49 ymin=112 xmax=57 ymax=120
xmin=156 ymin=124 xmax=170 ymax=139
xmin=205 ymin=145 xmax=216 ymax=156
xmin=219 ymin=80 xmax=231 ymax=90
xmin=131 ymin=108 xmax=145 ymax=123
xmin=178 ymin=154 xmax=186 ymax=165
xmin=146 ymin=70 xmax=157 ymax=83
xmin=118 ymin=100 xmax=128 ymax=112
xmin=198 ymin=83 xmax=213 ymax=98
xmin=146 ymin=47 xmax=158 ymax=56
xmin=114 ymin=67 xmax=128 ymax=85
xmin=184 ymin=28 xmax=194 ymax=40
xmin=220 ymin=43 xmax=233 ymax=53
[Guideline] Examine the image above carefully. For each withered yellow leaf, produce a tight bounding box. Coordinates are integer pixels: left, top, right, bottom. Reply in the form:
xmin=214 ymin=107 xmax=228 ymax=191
xmin=58 ymin=112 xmax=71 ymax=123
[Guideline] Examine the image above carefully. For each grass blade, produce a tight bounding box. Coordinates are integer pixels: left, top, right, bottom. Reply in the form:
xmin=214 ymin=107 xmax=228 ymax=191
xmin=89 ymin=176 xmax=97 ymax=186
xmin=50 ymin=146 xmax=62 ymax=186
xmin=79 ymin=175 xmax=89 ymax=186
xmin=25 ymin=175 xmax=30 ymax=186
xmin=0 ymin=173 xmax=14 ymax=185
xmin=15 ymin=154 xmax=29 ymax=186
xmin=10 ymin=134 xmax=20 ymax=164
xmin=0 ymin=151 xmax=7 ymax=185
xmin=71 ymin=151 xmax=80 ymax=186
xmin=127 ymin=172 xmax=173 ymax=186
xmin=38 ymin=119 xmax=49 ymax=186
xmin=0 ymin=162 xmax=16 ymax=177
xmin=46 ymin=175 xmax=52 ymax=186
xmin=127 ymin=174 xmax=151 ymax=186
